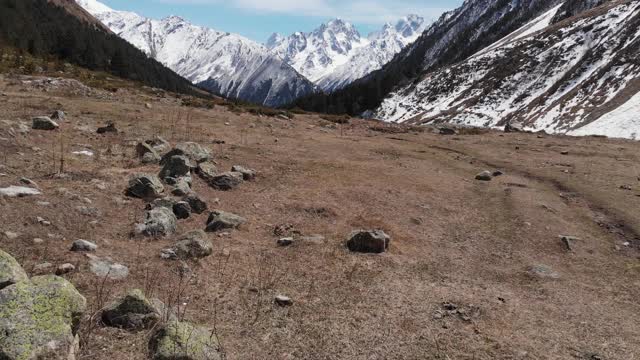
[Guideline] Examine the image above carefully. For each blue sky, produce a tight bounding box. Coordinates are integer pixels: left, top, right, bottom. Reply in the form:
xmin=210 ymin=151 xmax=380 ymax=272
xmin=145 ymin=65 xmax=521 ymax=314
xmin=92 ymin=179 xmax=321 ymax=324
xmin=98 ymin=0 xmax=461 ymax=43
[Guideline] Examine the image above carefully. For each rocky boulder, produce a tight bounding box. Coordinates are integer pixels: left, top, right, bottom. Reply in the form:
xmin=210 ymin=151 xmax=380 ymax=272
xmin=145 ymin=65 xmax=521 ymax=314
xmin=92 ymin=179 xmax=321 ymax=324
xmin=0 ymin=249 xmax=28 ymax=290
xmin=101 ymin=289 xmax=162 ymax=330
xmin=161 ymin=142 xmax=210 ymax=165
xmin=51 ymin=110 xmax=65 ymax=122
xmin=149 ymin=320 xmax=221 ymax=360
xmin=231 ymin=165 xmax=256 ymax=181
xmin=184 ymin=194 xmax=208 ymax=214
xmin=32 ymin=116 xmax=59 ymax=130
xmin=126 ymin=173 xmax=165 ymax=199
xmin=196 ymin=162 xmax=218 ymax=182
xmin=173 ymin=201 xmax=191 ymax=220
xmin=137 ymin=207 xmax=177 ymax=237
xmin=136 ymin=142 xmax=161 ymax=164
xmin=205 ymin=210 xmax=246 ymax=232
xmin=161 ymin=230 xmax=213 ymax=260
xmin=0 ymin=274 xmax=86 ymax=360
xmin=346 ymin=230 xmax=390 ymax=254
xmin=207 ymin=172 xmax=244 ymax=191
xmin=159 ymin=155 xmax=193 ymax=180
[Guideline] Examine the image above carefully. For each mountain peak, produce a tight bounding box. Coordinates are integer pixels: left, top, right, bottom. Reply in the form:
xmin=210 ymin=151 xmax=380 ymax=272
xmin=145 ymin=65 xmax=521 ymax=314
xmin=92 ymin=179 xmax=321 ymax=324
xmin=75 ymin=0 xmax=112 ymax=13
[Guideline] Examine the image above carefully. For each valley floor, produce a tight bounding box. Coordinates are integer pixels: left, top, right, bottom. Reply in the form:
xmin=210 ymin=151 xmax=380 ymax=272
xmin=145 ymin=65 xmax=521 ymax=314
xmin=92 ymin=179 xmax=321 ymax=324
xmin=1 ymin=74 xmax=639 ymax=359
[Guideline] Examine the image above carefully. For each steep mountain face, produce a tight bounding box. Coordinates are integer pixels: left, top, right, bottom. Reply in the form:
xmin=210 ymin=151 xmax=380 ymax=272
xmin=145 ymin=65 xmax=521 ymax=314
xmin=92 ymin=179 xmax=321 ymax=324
xmin=375 ymin=0 xmax=640 ymax=139
xmin=76 ymin=0 xmax=316 ymax=107
xmin=295 ymin=0 xmax=562 ymax=114
xmin=267 ymin=16 xmax=426 ymax=92
xmin=0 ymin=0 xmax=198 ymax=95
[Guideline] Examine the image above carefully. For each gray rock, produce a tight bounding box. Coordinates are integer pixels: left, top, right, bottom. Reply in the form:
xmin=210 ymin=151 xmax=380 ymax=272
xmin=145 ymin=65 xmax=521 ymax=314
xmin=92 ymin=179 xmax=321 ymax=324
xmin=527 ymin=265 xmax=560 ymax=280
xmin=438 ymin=127 xmax=457 ymax=135
xmin=50 ymin=110 xmax=65 ymax=122
xmin=346 ymin=230 xmax=390 ymax=254
xmin=275 ymin=295 xmax=293 ymax=307
xmin=55 ymin=263 xmax=75 ymax=276
xmin=162 ymin=230 xmax=213 ymax=260
xmin=300 ymin=234 xmax=326 ymax=244
xmin=0 ymin=249 xmax=28 ymax=290
xmin=0 ymin=275 xmax=86 ymax=360
xmin=161 ymin=142 xmax=210 ymax=165
xmin=126 ymin=173 xmax=164 ymax=199
xmin=173 ymin=201 xmax=191 ymax=220
xmin=231 ymin=165 xmax=256 ymax=180
xmin=96 ymin=123 xmax=117 ymax=134
xmin=184 ymin=194 xmax=207 ymax=214
xmin=149 ymin=320 xmax=221 ymax=360
xmin=475 ymin=171 xmax=493 ymax=181
xmin=159 ymin=155 xmax=192 ymax=180
xmin=207 ymin=172 xmax=244 ymax=191
xmin=101 ymin=289 xmax=162 ymax=330
xmin=205 ymin=210 xmax=246 ymax=232
xmin=70 ymin=239 xmax=97 ymax=252
xmin=171 ymin=177 xmax=191 ymax=196
xmin=0 ymin=186 xmax=41 ymax=197
xmin=33 ymin=262 xmax=53 ymax=274
xmin=197 ymin=162 xmax=218 ymax=182
xmin=137 ymin=142 xmax=160 ymax=162
xmin=138 ymin=207 xmax=177 ymax=237
xmin=88 ymin=255 xmax=129 ymax=280
xmin=148 ymin=197 xmax=177 ymax=211
xmin=32 ymin=116 xmax=59 ymax=130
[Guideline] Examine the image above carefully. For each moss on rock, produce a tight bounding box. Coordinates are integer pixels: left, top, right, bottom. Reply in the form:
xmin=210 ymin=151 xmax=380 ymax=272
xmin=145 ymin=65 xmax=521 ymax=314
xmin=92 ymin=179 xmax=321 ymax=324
xmin=101 ymin=289 xmax=161 ymax=330
xmin=0 ymin=275 xmax=86 ymax=360
xmin=149 ymin=320 xmax=221 ymax=360
xmin=0 ymin=249 xmax=28 ymax=290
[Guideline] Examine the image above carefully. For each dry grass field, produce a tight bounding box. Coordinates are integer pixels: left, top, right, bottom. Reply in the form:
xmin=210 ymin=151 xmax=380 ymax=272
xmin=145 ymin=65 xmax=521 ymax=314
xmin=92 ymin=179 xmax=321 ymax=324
xmin=0 ymin=73 xmax=639 ymax=360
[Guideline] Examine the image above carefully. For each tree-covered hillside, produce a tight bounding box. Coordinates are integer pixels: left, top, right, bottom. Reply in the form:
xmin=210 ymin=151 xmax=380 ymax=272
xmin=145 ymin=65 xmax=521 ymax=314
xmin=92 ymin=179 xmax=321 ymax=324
xmin=0 ymin=0 xmax=199 ymax=95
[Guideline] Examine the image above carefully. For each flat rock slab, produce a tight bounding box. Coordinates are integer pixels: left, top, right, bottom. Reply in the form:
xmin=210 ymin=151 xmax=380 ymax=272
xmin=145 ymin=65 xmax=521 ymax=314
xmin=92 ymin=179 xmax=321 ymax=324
xmin=205 ymin=210 xmax=247 ymax=232
xmin=0 ymin=186 xmax=41 ymax=197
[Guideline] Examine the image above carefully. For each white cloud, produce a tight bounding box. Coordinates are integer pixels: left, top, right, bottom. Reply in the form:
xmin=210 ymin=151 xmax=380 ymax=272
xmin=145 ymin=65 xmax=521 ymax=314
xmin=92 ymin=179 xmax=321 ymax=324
xmin=156 ymin=0 xmax=451 ymax=25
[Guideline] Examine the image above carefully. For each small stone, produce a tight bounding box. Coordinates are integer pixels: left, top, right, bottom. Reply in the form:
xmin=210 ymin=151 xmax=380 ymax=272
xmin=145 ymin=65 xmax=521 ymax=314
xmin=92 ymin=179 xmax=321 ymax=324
xmin=145 ymin=103 xmax=152 ymax=109
xmin=51 ymin=110 xmax=65 ymax=121
xmin=346 ymin=230 xmax=390 ymax=254
xmin=32 ymin=116 xmax=59 ymax=130
xmin=88 ymin=254 xmax=129 ymax=280
xmin=527 ymin=264 xmax=560 ymax=280
xmin=275 ymin=295 xmax=293 ymax=307
xmin=475 ymin=171 xmax=493 ymax=181
xmin=231 ymin=165 xmax=256 ymax=180
xmin=560 ymin=151 xmax=569 ymax=155
xmin=492 ymin=170 xmax=504 ymax=177
xmin=0 ymin=186 xmax=41 ymax=197
xmin=102 ymin=289 xmax=162 ymax=330
xmin=33 ymin=262 xmax=53 ymax=274
xmin=205 ymin=210 xmax=246 ymax=232
xmin=96 ymin=122 xmax=117 ymax=134
xmin=36 ymin=216 xmax=51 ymax=226
xmin=277 ymin=237 xmax=294 ymax=247
xmin=4 ymin=231 xmax=19 ymax=240
xmin=19 ymin=177 xmax=38 ymax=188
xmin=137 ymin=207 xmax=177 ymax=237
xmin=173 ymin=201 xmax=192 ymax=220
xmin=71 ymin=239 xmax=98 ymax=252
xmin=55 ymin=263 xmax=75 ymax=275
xmin=162 ymin=230 xmax=213 ymax=260
xmin=33 ymin=238 xmax=44 ymax=244
xmin=560 ymin=235 xmax=579 ymax=251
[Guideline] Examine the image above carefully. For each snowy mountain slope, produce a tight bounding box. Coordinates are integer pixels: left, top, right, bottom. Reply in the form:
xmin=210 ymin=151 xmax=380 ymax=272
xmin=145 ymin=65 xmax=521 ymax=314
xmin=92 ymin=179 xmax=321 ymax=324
xmin=267 ymin=16 xmax=426 ymax=92
xmin=374 ymin=0 xmax=640 ymax=139
xmin=75 ymin=0 xmax=316 ymax=107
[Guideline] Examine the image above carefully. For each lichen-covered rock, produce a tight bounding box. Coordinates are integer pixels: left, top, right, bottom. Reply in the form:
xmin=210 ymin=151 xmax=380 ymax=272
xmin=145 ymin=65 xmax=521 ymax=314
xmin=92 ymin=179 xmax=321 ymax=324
xmin=159 ymin=155 xmax=193 ymax=180
xmin=32 ymin=116 xmax=59 ymax=130
xmin=346 ymin=230 xmax=390 ymax=254
xmin=138 ymin=207 xmax=177 ymax=237
xmin=101 ymin=289 xmax=161 ymax=330
xmin=0 ymin=249 xmax=28 ymax=290
xmin=161 ymin=142 xmax=210 ymax=165
xmin=207 ymin=172 xmax=243 ymax=191
xmin=126 ymin=173 xmax=165 ymax=199
xmin=205 ymin=210 xmax=246 ymax=232
xmin=149 ymin=321 xmax=221 ymax=360
xmin=162 ymin=231 xmax=213 ymax=260
xmin=196 ymin=162 xmax=218 ymax=182
xmin=231 ymin=165 xmax=256 ymax=181
xmin=171 ymin=177 xmax=191 ymax=196
xmin=0 ymin=275 xmax=87 ymax=360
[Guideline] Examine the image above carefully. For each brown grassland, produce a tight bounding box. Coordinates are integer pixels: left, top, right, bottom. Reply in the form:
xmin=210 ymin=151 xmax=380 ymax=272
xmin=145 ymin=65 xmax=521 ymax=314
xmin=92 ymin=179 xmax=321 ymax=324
xmin=0 ymin=72 xmax=639 ymax=360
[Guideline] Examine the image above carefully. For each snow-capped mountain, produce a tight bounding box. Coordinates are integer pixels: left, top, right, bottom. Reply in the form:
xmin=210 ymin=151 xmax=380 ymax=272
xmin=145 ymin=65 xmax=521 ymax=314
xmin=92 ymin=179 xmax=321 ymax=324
xmin=374 ymin=0 xmax=640 ymax=140
xmin=75 ymin=0 xmax=316 ymax=107
xmin=267 ymin=16 xmax=426 ymax=92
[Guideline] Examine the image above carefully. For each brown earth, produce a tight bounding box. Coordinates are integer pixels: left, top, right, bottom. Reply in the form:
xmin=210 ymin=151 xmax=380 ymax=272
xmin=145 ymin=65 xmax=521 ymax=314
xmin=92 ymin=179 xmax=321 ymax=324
xmin=0 ymin=74 xmax=639 ymax=360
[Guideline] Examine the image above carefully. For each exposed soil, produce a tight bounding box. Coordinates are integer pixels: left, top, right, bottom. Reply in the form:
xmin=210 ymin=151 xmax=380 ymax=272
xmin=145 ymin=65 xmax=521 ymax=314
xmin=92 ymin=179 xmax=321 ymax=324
xmin=0 ymin=75 xmax=639 ymax=360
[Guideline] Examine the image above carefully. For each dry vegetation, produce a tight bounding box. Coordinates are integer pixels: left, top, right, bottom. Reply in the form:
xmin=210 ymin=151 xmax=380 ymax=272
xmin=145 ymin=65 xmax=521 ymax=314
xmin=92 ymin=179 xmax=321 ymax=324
xmin=0 ymin=72 xmax=639 ymax=360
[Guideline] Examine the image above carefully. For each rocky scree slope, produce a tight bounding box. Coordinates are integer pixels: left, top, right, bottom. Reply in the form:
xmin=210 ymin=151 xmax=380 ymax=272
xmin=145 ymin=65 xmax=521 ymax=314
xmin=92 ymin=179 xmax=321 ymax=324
xmin=375 ymin=0 xmax=640 ymax=139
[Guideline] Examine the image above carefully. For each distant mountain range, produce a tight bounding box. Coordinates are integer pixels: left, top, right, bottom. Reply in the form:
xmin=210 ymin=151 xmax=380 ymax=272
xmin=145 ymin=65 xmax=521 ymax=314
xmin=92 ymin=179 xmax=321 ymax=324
xmin=76 ymin=0 xmax=426 ymax=106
